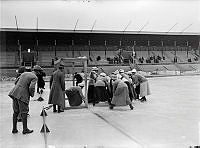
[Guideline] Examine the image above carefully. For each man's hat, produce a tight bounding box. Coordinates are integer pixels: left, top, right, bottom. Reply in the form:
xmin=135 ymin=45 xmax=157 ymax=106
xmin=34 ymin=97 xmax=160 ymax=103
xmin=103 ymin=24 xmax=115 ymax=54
xmin=33 ymin=65 xmax=43 ymax=71
xmin=59 ymin=60 xmax=64 ymax=67
xmin=54 ymin=59 xmax=64 ymax=67
xmin=18 ymin=66 xmax=26 ymax=73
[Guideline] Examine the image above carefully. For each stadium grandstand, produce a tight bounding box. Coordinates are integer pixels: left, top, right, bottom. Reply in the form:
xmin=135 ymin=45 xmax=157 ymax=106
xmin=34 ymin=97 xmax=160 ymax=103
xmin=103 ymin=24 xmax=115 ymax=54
xmin=0 ymin=0 xmax=200 ymax=77
xmin=1 ymin=29 xmax=200 ymax=77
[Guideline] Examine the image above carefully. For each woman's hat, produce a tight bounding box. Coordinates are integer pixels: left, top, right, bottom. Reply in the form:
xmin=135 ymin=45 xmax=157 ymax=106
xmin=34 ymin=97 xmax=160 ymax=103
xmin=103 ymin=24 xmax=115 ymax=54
xmin=131 ymin=69 xmax=137 ymax=73
xmin=91 ymin=67 xmax=98 ymax=71
xmin=100 ymin=72 xmax=106 ymax=77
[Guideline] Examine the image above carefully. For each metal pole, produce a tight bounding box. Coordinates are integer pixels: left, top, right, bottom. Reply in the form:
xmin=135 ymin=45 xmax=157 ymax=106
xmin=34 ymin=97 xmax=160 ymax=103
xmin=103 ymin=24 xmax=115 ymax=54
xmin=42 ymin=107 xmax=48 ymax=148
xmin=83 ymin=60 xmax=88 ymax=108
xmin=54 ymin=40 xmax=57 ymax=57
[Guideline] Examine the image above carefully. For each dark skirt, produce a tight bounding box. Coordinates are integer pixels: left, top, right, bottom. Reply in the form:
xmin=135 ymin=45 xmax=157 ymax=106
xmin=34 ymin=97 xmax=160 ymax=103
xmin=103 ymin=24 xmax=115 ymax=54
xmin=87 ymin=85 xmax=95 ymax=103
xmin=94 ymin=86 xmax=110 ymax=103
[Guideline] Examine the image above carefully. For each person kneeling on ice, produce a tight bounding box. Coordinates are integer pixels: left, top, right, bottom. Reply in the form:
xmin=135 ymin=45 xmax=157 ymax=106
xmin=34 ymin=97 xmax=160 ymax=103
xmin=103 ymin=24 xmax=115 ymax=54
xmin=65 ymin=83 xmax=85 ymax=106
xmin=109 ymin=74 xmax=134 ymax=110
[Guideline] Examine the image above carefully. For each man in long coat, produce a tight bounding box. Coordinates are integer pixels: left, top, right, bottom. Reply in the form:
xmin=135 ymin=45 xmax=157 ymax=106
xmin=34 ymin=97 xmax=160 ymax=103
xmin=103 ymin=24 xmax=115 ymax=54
xmin=110 ymin=75 xmax=134 ymax=110
xmin=48 ymin=62 xmax=65 ymax=113
xmin=8 ymin=66 xmax=38 ymax=134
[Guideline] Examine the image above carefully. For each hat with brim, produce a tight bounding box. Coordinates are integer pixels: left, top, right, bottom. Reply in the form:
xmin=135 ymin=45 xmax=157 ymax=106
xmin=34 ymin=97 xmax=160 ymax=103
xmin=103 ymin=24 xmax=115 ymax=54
xmin=119 ymin=69 xmax=125 ymax=73
xmin=131 ymin=69 xmax=137 ymax=73
xmin=91 ymin=67 xmax=98 ymax=71
xmin=33 ymin=65 xmax=43 ymax=71
xmin=100 ymin=72 xmax=106 ymax=77
xmin=78 ymin=83 xmax=84 ymax=87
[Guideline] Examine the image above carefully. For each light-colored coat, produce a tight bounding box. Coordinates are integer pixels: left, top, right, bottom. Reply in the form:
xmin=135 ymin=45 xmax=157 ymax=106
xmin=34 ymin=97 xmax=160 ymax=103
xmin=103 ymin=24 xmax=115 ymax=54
xmin=111 ymin=79 xmax=131 ymax=106
xmin=8 ymin=72 xmax=38 ymax=104
xmin=48 ymin=69 xmax=65 ymax=108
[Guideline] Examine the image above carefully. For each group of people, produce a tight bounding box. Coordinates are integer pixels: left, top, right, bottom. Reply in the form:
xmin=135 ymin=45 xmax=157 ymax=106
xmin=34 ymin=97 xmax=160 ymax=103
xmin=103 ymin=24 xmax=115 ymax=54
xmin=87 ymin=67 xmax=151 ymax=110
xmin=8 ymin=58 xmax=151 ymax=135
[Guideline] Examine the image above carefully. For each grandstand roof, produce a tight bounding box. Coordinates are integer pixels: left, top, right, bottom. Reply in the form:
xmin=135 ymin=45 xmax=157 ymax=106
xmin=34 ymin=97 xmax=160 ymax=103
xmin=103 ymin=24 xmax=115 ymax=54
xmin=1 ymin=0 xmax=200 ymax=35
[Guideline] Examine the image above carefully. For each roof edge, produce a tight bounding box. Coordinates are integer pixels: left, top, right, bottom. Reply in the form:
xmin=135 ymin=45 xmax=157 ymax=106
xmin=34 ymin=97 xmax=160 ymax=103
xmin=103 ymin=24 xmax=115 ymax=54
xmin=1 ymin=28 xmax=200 ymax=36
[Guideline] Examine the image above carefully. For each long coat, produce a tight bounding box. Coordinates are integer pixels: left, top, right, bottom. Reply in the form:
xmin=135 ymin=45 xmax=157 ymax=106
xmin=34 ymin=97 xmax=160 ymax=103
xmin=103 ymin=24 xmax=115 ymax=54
xmin=111 ymin=79 xmax=132 ymax=106
xmin=48 ymin=69 xmax=65 ymax=108
xmin=87 ymin=71 xmax=98 ymax=103
xmin=8 ymin=72 xmax=38 ymax=104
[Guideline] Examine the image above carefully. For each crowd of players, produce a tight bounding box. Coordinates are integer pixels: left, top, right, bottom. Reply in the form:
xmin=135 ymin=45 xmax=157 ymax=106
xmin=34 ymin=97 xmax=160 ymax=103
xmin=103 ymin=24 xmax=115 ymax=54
xmin=87 ymin=67 xmax=151 ymax=110
xmin=8 ymin=59 xmax=150 ymax=134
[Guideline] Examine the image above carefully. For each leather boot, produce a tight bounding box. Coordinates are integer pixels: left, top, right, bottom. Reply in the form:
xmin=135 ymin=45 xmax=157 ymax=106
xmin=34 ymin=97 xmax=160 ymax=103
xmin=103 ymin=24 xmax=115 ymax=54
xmin=21 ymin=113 xmax=33 ymax=134
xmin=58 ymin=106 xmax=64 ymax=113
xmin=12 ymin=112 xmax=18 ymax=134
xmin=129 ymin=104 xmax=134 ymax=110
xmin=53 ymin=105 xmax=57 ymax=112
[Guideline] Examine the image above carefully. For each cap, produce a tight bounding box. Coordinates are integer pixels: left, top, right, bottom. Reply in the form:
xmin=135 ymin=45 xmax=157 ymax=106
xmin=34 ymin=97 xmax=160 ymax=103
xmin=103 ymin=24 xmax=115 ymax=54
xmin=78 ymin=83 xmax=84 ymax=87
xmin=18 ymin=66 xmax=26 ymax=73
xmin=119 ymin=69 xmax=125 ymax=73
xmin=91 ymin=67 xmax=98 ymax=71
xmin=131 ymin=69 xmax=137 ymax=73
xmin=33 ymin=65 xmax=43 ymax=71
xmin=59 ymin=60 xmax=64 ymax=67
xmin=54 ymin=59 xmax=61 ymax=66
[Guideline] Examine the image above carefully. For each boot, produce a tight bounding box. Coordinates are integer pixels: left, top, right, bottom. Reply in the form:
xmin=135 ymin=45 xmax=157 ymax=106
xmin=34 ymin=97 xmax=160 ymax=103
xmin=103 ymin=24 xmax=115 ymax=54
xmin=136 ymin=94 xmax=140 ymax=100
xmin=129 ymin=104 xmax=134 ymax=110
xmin=12 ymin=112 xmax=18 ymax=134
xmin=58 ymin=106 xmax=64 ymax=113
xmin=109 ymin=104 xmax=115 ymax=110
xmin=21 ymin=113 xmax=33 ymax=134
xmin=53 ymin=105 xmax=57 ymax=112
xmin=140 ymin=96 xmax=147 ymax=102
xmin=17 ymin=114 xmax=22 ymax=122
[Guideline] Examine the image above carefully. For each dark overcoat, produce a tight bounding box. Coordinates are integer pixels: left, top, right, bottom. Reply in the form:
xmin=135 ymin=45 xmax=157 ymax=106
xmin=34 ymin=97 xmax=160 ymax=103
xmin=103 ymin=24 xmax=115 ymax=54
xmin=8 ymin=72 xmax=38 ymax=104
xmin=48 ymin=69 xmax=65 ymax=108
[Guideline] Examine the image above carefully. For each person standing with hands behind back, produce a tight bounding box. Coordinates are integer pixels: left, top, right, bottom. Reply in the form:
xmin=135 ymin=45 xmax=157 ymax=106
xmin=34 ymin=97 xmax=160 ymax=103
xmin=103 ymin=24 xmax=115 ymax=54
xmin=8 ymin=66 xmax=39 ymax=134
xmin=48 ymin=60 xmax=65 ymax=113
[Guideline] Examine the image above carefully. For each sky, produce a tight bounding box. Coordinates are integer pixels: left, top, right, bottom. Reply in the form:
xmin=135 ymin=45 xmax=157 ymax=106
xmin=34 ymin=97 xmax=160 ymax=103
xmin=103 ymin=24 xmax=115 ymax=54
xmin=1 ymin=0 xmax=200 ymax=33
